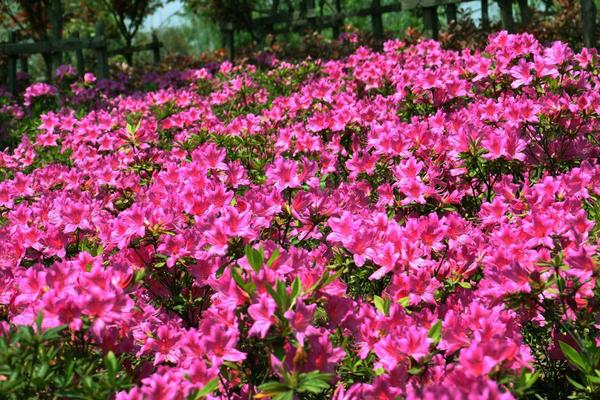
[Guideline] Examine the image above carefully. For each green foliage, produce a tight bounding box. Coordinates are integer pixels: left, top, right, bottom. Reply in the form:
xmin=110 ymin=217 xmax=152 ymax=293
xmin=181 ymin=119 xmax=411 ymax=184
xmin=427 ymin=320 xmax=442 ymax=345
xmin=245 ymin=244 xmax=265 ymax=272
xmin=257 ymin=370 xmax=333 ymax=399
xmin=558 ymin=339 xmax=600 ymax=398
xmin=0 ymin=322 xmax=134 ymax=399
xmin=583 ymin=195 xmax=600 ymax=242
xmin=186 ymin=378 xmax=220 ymax=399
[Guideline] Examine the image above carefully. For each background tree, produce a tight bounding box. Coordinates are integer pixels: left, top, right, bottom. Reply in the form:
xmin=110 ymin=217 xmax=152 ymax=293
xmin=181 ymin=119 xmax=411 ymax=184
xmin=184 ymin=0 xmax=258 ymax=39
xmin=0 ymin=0 xmax=62 ymax=79
xmin=97 ymin=0 xmax=172 ymax=64
xmin=0 ymin=0 xmax=51 ymax=40
xmin=0 ymin=0 xmax=168 ymax=71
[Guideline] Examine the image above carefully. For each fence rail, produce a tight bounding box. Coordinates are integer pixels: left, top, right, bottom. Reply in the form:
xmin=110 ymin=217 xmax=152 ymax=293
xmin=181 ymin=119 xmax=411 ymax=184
xmin=1 ymin=15 xmax=162 ymax=96
xmin=254 ymin=0 xmax=463 ymax=37
xmin=2 ymin=0 xmax=597 ymax=95
xmin=0 ymin=37 xmax=105 ymax=55
xmin=218 ymin=0 xmax=478 ymax=60
xmin=220 ymin=0 xmax=597 ymax=61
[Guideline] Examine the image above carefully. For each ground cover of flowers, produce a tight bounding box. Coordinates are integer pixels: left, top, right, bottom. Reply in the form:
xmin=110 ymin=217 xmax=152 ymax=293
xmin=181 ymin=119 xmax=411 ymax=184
xmin=0 ymin=32 xmax=600 ymax=399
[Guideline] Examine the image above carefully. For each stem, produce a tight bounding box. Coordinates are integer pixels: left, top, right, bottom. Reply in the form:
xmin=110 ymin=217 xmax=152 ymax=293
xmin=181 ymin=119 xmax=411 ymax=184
xmin=281 ymin=190 xmax=294 ymax=248
xmin=218 ymin=372 xmax=233 ymax=400
xmin=298 ymin=221 xmax=319 ymax=243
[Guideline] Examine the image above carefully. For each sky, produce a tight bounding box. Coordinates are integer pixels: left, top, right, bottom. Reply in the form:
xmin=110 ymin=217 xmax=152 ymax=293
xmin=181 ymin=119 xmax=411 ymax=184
xmin=144 ymin=1 xmax=186 ymax=30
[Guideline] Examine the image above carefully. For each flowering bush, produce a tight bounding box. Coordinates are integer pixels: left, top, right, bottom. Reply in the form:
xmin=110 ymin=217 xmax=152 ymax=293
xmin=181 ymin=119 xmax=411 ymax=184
xmin=440 ymin=0 xmax=589 ymax=52
xmin=22 ymin=82 xmax=58 ymax=109
xmin=0 ymin=31 xmax=599 ymax=399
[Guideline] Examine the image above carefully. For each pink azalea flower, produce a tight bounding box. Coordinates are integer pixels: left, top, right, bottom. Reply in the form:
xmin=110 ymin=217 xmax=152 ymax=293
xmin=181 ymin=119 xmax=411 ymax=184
xmin=509 ymin=58 xmax=534 ymax=88
xmin=248 ymin=294 xmax=277 ymax=338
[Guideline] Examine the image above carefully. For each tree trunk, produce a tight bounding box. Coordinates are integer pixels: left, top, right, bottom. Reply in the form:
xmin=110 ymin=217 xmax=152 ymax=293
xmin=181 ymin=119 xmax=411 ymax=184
xmin=95 ymin=22 xmax=109 ymax=80
xmin=264 ymin=0 xmax=280 ymax=45
xmin=7 ymin=32 xmax=17 ymax=96
xmin=125 ymin=36 xmax=133 ymax=65
xmin=581 ymin=0 xmax=597 ymax=48
xmin=497 ymin=0 xmax=514 ymax=32
xmin=49 ymin=0 xmax=63 ymax=77
xmin=221 ymin=23 xmax=235 ymax=61
xmin=481 ymin=0 xmax=490 ymax=30
xmin=446 ymin=4 xmax=458 ymax=24
xmin=517 ymin=0 xmax=531 ymax=25
xmin=371 ymin=0 xmax=384 ymax=39
xmin=333 ymin=0 xmax=343 ymax=39
xmin=423 ymin=6 xmax=439 ymax=39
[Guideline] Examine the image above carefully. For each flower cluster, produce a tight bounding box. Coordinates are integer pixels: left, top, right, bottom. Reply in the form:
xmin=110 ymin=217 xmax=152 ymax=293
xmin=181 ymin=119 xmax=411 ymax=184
xmin=0 ymin=32 xmax=599 ymax=399
xmin=22 ymin=82 xmax=58 ymax=107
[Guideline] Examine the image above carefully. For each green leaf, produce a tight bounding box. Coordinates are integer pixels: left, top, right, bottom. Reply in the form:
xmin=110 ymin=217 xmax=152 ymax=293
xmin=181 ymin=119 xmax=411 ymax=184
xmin=230 ymin=267 xmax=255 ymax=296
xmin=273 ymin=391 xmax=294 ymax=400
xmin=258 ymin=382 xmax=289 ymax=391
xmin=195 ymin=378 xmax=219 ymax=398
xmin=298 ymin=380 xmax=330 ymax=393
xmin=514 ymin=369 xmax=539 ymax=394
xmin=427 ymin=320 xmax=442 ymax=345
xmin=257 ymin=380 xmax=290 ymax=394
xmin=559 ymin=341 xmax=588 ymax=372
xmin=566 ymin=375 xmax=587 ymax=390
xmin=266 ymin=248 xmax=281 ymax=267
xmin=276 ymin=279 xmax=290 ymax=310
xmin=307 ymin=271 xmax=328 ymax=293
xmin=34 ymin=363 xmax=49 ymax=380
xmin=35 ymin=311 xmax=44 ymax=333
xmin=397 ymin=296 xmax=410 ymax=308
xmin=215 ymin=262 xmax=227 ymax=278
xmin=134 ymin=268 xmax=146 ymax=283
xmin=290 ymin=277 xmax=302 ymax=308
xmin=104 ymin=351 xmax=119 ymax=374
xmin=373 ymin=295 xmax=389 ymax=316
xmin=458 ymin=281 xmax=472 ymax=289
xmin=41 ymin=324 xmax=67 ymax=341
xmin=297 ymin=371 xmax=332 ymax=394
xmin=266 ymin=283 xmax=284 ymax=311
xmin=245 ymin=245 xmax=264 ymax=273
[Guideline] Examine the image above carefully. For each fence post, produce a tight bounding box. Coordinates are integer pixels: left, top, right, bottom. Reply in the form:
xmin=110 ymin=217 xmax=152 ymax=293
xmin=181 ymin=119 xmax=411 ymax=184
xmin=497 ymin=0 xmax=514 ymax=32
xmin=221 ymin=22 xmax=235 ymax=61
xmin=19 ymin=56 xmax=28 ymax=76
xmin=423 ymin=6 xmax=439 ymax=40
xmin=581 ymin=0 xmax=597 ymax=48
xmin=332 ymin=0 xmax=343 ymax=39
xmin=371 ymin=0 xmax=384 ymax=39
xmin=517 ymin=0 xmax=531 ymax=24
xmin=446 ymin=4 xmax=458 ymax=24
xmin=7 ymin=31 xmax=18 ymax=96
xmin=16 ymin=32 xmax=28 ymax=77
xmin=306 ymin=0 xmax=316 ymax=19
xmin=50 ymin=0 xmax=63 ymax=75
xmin=263 ymin=0 xmax=279 ymax=45
xmin=95 ymin=22 xmax=109 ymax=80
xmin=481 ymin=0 xmax=489 ymax=29
xmin=72 ymin=31 xmax=85 ymax=75
xmin=152 ymin=32 xmax=161 ymax=64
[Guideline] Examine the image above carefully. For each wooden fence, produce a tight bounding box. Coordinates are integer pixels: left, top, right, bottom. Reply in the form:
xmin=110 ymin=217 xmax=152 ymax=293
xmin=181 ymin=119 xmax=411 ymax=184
xmin=3 ymin=0 xmax=597 ymax=93
xmin=217 ymin=0 xmax=494 ymax=60
xmin=253 ymin=0 xmax=464 ymax=39
xmin=221 ymin=0 xmax=597 ymax=60
xmin=1 ymin=22 xmax=162 ymax=96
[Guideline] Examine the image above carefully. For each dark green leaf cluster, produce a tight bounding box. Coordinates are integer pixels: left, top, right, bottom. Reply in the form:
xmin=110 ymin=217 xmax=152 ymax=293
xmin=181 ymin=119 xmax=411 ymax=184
xmin=0 ymin=322 xmax=133 ymax=399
